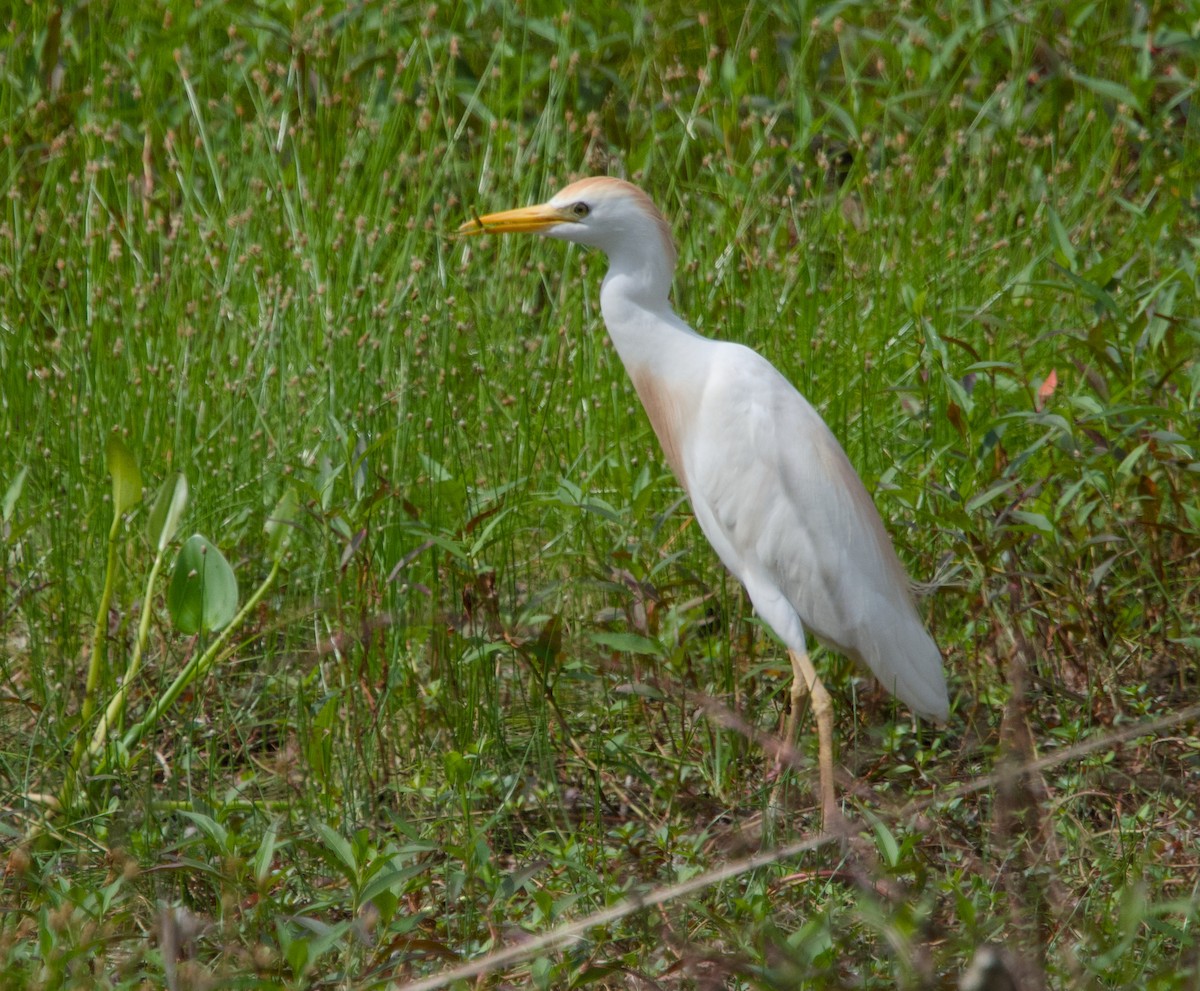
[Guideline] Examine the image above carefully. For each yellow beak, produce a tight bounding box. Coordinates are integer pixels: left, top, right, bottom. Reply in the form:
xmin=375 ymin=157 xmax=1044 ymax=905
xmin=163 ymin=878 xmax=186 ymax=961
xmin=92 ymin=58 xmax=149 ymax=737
xmin=457 ymin=203 xmax=578 ymax=236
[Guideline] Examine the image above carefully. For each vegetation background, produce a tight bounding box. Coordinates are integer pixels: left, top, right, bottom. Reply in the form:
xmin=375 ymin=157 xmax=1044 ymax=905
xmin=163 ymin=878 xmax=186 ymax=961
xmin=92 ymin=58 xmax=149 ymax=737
xmin=1 ymin=0 xmax=1198 ymax=987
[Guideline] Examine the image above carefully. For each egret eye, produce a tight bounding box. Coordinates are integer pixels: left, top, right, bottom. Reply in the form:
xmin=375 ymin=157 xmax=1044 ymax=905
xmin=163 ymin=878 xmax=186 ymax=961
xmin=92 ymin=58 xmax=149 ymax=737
xmin=571 ymin=202 xmax=590 ymax=218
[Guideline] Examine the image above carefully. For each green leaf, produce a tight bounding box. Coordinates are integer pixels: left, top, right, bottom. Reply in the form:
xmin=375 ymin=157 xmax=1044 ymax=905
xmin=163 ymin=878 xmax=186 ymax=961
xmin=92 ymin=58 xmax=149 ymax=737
xmin=573 ymin=964 xmax=626 ymax=986
xmin=277 ymin=920 xmax=309 ymax=977
xmin=147 ymin=473 xmax=189 ymax=553
xmin=265 ymin=487 xmax=300 ymax=562
xmin=2 ymin=466 xmax=28 ymax=524
xmin=613 ymin=682 xmax=668 ymax=701
xmin=497 ymin=860 xmax=548 ymax=902
xmin=444 ymin=750 xmax=471 ymax=788
xmin=965 ymin=479 xmax=1018 ymax=514
xmin=177 ymin=809 xmax=230 ymax=853
xmin=359 ymin=862 xmax=429 ymax=907
xmin=1047 ymin=206 xmax=1077 ymax=271
xmin=418 ymin=452 xmax=452 ymax=483
xmin=253 ymin=821 xmax=280 ymax=889
xmin=105 ymin=435 xmax=143 ymax=517
xmin=1008 ymin=510 xmax=1055 ymax=534
xmin=1116 ymin=442 xmax=1149 ymax=477
xmin=289 ymin=917 xmax=350 ymax=977
xmin=872 ymin=819 xmax=901 ymax=868
xmin=168 ymin=534 xmax=239 ymax=634
xmin=314 ymin=822 xmax=359 ymax=885
xmin=586 ymin=630 xmax=663 ymax=656
xmin=1068 ymin=70 xmax=1143 ymax=113
xmin=1053 ymin=264 xmax=1122 ymax=319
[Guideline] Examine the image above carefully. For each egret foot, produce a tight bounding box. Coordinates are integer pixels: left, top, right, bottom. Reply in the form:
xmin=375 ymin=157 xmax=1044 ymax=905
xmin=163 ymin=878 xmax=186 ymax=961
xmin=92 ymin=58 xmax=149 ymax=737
xmin=766 ymin=648 xmax=847 ymax=836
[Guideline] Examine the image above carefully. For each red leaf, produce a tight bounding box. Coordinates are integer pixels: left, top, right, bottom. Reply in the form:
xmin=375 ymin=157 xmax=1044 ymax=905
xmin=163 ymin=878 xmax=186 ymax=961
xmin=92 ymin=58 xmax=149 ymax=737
xmin=1036 ymin=368 xmax=1058 ymax=411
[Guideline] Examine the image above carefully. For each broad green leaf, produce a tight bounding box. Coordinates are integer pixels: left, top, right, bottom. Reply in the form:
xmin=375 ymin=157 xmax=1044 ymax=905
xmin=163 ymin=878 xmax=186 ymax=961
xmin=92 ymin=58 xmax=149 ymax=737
xmin=316 ymin=453 xmax=341 ymax=512
xmin=277 ymin=920 xmax=309 ymax=977
xmin=314 ymin=822 xmax=358 ymax=884
xmin=443 ymin=750 xmax=471 ymax=788
xmin=2 ymin=466 xmax=28 ymax=523
xmin=1068 ymin=70 xmax=1143 ymax=113
xmin=586 ymin=630 xmax=663 ymax=656
xmin=105 ymin=435 xmax=143 ymax=517
xmin=177 ymin=809 xmax=230 ymax=852
xmin=253 ymin=821 xmax=280 ymax=888
xmin=1054 ymin=264 xmax=1122 ymax=319
xmin=1117 ymin=442 xmax=1150 ymax=477
xmin=369 ymin=887 xmax=399 ymax=928
xmin=265 ymin=487 xmax=300 ymax=562
xmin=289 ymin=917 xmax=350 ymax=977
xmin=168 ymin=534 xmax=239 ymax=634
xmin=1008 ymin=510 xmax=1055 ymax=534
xmin=872 ymin=819 xmax=901 ymax=868
xmin=147 ymin=473 xmax=188 ymax=553
xmin=358 ymin=862 xmax=430 ymax=907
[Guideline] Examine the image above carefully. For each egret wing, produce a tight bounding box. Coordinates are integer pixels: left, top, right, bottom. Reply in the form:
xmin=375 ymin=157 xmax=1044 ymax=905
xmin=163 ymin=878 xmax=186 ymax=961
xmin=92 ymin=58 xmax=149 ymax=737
xmin=682 ymin=344 xmax=948 ymax=721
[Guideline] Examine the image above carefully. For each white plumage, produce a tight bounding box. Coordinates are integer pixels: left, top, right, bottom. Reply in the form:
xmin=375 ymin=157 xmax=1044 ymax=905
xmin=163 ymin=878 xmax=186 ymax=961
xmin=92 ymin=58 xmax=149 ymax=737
xmin=460 ymin=176 xmax=948 ymax=828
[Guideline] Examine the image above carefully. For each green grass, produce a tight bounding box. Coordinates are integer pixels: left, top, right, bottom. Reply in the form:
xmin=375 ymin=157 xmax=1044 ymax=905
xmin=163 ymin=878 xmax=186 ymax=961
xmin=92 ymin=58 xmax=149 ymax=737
xmin=2 ymin=0 xmax=1199 ymax=987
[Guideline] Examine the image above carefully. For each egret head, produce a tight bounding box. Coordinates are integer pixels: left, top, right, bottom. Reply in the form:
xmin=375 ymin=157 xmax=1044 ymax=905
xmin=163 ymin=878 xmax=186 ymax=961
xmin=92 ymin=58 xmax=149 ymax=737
xmin=458 ymin=176 xmax=677 ymax=272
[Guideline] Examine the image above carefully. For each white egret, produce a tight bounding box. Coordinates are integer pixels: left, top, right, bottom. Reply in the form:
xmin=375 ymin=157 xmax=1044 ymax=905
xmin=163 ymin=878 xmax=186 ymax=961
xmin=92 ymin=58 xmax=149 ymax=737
xmin=459 ymin=177 xmax=948 ymax=830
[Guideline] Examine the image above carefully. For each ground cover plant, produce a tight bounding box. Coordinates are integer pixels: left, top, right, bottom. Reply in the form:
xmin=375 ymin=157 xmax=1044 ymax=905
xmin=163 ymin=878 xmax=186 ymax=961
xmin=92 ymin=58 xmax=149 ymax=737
xmin=2 ymin=0 xmax=1198 ymax=987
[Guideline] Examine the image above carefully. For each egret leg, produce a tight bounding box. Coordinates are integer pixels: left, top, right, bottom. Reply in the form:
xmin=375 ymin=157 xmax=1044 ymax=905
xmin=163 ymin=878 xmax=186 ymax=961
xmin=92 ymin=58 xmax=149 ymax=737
xmin=786 ymin=648 xmax=841 ymax=832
